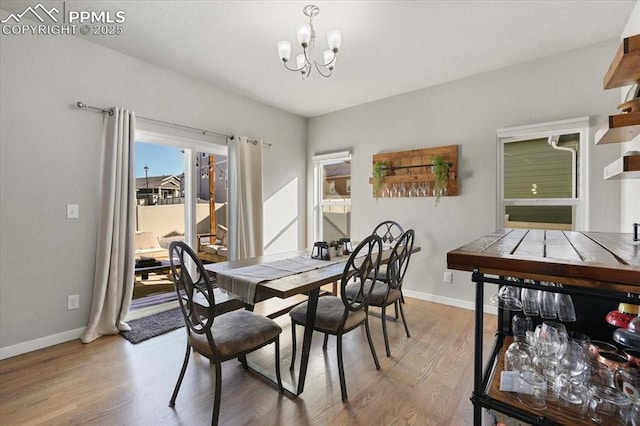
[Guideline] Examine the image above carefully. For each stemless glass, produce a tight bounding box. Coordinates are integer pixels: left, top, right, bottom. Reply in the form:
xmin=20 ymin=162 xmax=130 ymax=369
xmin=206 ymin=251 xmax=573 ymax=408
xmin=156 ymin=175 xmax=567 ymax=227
xmin=560 ymin=341 xmax=587 ymax=377
xmin=533 ymin=354 xmax=561 ymax=401
xmin=582 ymin=361 xmax=615 ymax=387
xmin=542 ymin=321 xmax=568 ymax=357
xmin=538 ymin=282 xmax=557 ymax=319
xmin=521 ymin=280 xmax=540 ymax=316
xmin=588 ymin=385 xmax=632 ymax=424
xmin=490 ymin=281 xmax=523 ymax=311
xmin=555 ymin=373 xmax=589 ymax=414
xmin=535 ymin=322 xmax=566 ymax=358
xmin=505 ymin=344 xmax=532 ymax=372
xmin=555 ymin=292 xmax=577 ymax=322
xmin=568 ymin=331 xmax=591 ymax=353
xmin=517 ymin=370 xmax=547 ymax=410
xmin=512 ymin=313 xmax=533 ymax=340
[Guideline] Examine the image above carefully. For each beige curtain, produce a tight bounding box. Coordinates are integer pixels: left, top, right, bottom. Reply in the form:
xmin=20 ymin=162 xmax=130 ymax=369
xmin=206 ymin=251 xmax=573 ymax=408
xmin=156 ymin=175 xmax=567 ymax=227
xmin=81 ymin=107 xmax=136 ymax=343
xmin=228 ymin=136 xmax=264 ymax=261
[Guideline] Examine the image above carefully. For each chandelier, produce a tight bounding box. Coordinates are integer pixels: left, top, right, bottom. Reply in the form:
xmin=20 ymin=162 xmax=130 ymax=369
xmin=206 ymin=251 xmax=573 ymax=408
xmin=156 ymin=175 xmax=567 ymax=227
xmin=277 ymin=4 xmax=342 ymax=79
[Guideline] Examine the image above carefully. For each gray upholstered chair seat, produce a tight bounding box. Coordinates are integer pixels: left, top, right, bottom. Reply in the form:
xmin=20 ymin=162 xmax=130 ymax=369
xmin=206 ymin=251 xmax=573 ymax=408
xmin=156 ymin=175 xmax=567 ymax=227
xmin=189 ymin=309 xmax=282 ymax=359
xmin=289 ymin=296 xmax=366 ymax=333
xmin=345 ymin=281 xmax=401 ymax=307
xmin=368 ymin=264 xmax=388 ymax=282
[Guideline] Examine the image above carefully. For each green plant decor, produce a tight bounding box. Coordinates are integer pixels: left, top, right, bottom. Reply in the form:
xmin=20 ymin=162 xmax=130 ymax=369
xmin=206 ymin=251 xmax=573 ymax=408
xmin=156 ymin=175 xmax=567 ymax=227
xmin=373 ymin=160 xmax=387 ymax=198
xmin=431 ymin=155 xmax=450 ymax=205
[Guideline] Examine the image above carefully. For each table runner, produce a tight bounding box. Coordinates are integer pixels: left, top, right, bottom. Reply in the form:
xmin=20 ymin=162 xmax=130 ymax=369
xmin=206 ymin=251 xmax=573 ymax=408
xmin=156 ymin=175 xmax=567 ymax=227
xmin=215 ymin=256 xmax=343 ymax=304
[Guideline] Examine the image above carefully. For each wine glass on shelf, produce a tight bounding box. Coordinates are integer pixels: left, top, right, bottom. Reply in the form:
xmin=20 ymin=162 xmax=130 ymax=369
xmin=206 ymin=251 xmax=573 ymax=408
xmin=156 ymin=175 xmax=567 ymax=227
xmin=419 ymin=182 xmax=428 ymax=197
xmin=381 ymin=183 xmax=391 ymax=198
xmin=398 ymin=183 xmax=407 ymax=198
xmin=408 ymin=182 xmax=417 ymax=197
xmin=390 ymin=183 xmax=399 ymax=198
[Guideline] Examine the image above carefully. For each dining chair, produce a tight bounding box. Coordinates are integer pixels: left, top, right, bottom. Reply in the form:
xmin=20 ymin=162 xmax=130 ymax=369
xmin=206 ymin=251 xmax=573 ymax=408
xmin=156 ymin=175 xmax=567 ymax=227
xmin=372 ymin=220 xmax=404 ymax=246
xmin=289 ymin=234 xmax=383 ymax=402
xmin=372 ymin=220 xmax=405 ymax=305
xmin=167 ymin=241 xmax=283 ymax=425
xmin=346 ymin=229 xmax=415 ymax=357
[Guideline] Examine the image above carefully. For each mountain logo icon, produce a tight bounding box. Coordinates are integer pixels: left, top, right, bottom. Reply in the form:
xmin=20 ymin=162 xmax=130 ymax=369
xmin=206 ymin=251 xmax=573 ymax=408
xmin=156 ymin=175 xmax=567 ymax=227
xmin=1 ymin=3 xmax=59 ymax=24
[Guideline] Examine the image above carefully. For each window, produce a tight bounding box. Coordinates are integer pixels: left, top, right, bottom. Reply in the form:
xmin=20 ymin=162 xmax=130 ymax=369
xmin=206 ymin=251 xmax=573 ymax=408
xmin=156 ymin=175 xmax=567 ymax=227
xmin=136 ymin=124 xmax=228 ymax=249
xmin=497 ymin=117 xmax=589 ymax=231
xmin=312 ymin=151 xmax=351 ymax=242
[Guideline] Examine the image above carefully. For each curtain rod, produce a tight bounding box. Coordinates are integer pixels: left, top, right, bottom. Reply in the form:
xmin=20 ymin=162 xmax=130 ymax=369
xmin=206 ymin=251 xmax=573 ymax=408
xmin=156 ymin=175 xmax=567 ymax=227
xmin=75 ymin=101 xmax=272 ymax=148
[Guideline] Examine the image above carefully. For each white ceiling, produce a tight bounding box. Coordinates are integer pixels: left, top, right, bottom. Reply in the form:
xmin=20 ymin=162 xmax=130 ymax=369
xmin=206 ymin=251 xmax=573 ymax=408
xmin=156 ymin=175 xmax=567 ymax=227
xmin=2 ymin=1 xmax=636 ymax=117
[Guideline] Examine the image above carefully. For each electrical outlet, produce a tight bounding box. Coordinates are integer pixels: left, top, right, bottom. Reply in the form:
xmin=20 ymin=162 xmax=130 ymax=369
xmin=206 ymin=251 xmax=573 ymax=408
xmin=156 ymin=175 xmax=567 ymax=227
xmin=67 ymin=294 xmax=80 ymax=310
xmin=443 ymin=271 xmax=453 ymax=284
xmin=66 ymin=204 xmax=79 ymax=219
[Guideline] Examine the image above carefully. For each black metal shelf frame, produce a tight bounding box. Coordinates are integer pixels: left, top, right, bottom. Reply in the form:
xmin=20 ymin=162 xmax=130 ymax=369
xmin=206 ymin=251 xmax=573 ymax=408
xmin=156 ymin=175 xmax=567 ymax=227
xmin=470 ymin=268 xmax=639 ymax=425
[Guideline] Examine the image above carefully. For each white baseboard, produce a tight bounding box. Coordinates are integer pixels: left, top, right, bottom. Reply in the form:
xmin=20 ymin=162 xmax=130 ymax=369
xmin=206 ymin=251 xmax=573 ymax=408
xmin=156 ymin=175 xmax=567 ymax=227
xmin=0 ymin=327 xmax=85 ymax=360
xmin=1 ymin=292 xmax=495 ymax=360
xmin=402 ymin=289 xmax=498 ymax=315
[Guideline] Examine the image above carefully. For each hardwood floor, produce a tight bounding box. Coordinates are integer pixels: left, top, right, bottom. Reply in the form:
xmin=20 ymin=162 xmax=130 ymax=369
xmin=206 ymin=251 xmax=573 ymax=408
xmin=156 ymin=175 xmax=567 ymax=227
xmin=0 ymin=298 xmax=496 ymax=425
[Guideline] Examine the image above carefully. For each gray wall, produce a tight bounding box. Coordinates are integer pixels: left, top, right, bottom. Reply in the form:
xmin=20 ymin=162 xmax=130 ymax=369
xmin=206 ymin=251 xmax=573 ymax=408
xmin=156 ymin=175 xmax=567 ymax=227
xmin=307 ymin=40 xmax=623 ymax=307
xmin=0 ymin=24 xmax=306 ymax=351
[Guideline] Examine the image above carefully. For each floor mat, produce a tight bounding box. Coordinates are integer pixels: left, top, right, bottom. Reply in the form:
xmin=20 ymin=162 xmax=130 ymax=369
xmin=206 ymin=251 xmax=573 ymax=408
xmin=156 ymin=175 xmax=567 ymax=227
xmin=120 ymin=307 xmax=184 ymax=344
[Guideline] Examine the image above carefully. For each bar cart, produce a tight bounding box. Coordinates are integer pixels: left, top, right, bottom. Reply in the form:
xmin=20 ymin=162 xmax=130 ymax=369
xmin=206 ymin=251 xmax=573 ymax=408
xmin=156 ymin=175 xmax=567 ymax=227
xmin=447 ymin=229 xmax=640 ymax=425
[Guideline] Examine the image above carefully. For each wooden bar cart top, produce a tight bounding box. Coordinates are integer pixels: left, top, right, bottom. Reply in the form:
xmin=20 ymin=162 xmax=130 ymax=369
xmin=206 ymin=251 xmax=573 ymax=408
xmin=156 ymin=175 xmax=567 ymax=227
xmin=447 ymin=229 xmax=640 ymax=293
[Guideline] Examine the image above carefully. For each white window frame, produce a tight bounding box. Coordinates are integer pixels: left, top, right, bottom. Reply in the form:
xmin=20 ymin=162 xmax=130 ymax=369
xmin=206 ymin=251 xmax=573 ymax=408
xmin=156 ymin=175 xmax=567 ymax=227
xmin=311 ymin=150 xmax=351 ymax=242
xmin=496 ymin=117 xmax=590 ymax=231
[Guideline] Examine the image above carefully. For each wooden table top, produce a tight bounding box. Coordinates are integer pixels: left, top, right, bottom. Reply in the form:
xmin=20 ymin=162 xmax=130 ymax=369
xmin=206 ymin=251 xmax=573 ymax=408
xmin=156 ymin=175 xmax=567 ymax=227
xmin=447 ymin=229 xmax=640 ymax=293
xmin=205 ymin=246 xmax=421 ymax=299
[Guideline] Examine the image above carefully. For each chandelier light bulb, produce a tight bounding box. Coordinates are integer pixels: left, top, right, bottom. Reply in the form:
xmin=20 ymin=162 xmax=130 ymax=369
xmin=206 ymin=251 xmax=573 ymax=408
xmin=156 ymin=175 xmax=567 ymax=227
xmin=327 ymin=30 xmax=341 ymax=52
xmin=296 ymin=54 xmax=307 ymax=71
xmin=277 ymin=40 xmax=292 ymax=62
xmin=296 ymin=23 xmax=311 ymax=47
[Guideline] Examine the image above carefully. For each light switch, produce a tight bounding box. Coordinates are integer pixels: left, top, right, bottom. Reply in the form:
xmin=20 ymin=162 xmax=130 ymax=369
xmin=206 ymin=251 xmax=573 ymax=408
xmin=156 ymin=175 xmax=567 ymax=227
xmin=66 ymin=204 xmax=79 ymax=219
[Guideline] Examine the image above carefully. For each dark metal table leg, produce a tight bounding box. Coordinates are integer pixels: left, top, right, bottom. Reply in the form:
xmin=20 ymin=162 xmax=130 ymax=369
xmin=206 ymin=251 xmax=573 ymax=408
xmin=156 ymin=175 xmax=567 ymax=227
xmin=473 ymin=269 xmax=484 ymax=426
xmin=296 ymin=287 xmax=320 ymax=395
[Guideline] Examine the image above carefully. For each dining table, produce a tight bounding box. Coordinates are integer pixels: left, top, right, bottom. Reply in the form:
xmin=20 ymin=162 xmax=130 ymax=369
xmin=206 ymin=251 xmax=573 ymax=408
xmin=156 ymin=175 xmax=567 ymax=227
xmin=203 ymin=244 xmax=421 ymax=396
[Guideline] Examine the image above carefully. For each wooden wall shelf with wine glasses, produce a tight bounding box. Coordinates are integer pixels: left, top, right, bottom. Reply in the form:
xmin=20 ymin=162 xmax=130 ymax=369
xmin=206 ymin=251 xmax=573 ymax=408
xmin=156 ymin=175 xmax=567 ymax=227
xmin=369 ymin=144 xmax=459 ymax=198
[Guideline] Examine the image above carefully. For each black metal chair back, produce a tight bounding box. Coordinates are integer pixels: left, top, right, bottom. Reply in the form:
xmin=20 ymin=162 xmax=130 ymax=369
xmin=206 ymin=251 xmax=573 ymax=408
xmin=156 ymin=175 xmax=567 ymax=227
xmin=169 ymin=241 xmax=216 ymax=338
xmin=387 ymin=229 xmax=415 ymax=290
xmin=372 ymin=220 xmax=404 ymax=245
xmin=340 ymin=234 xmax=383 ymax=313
